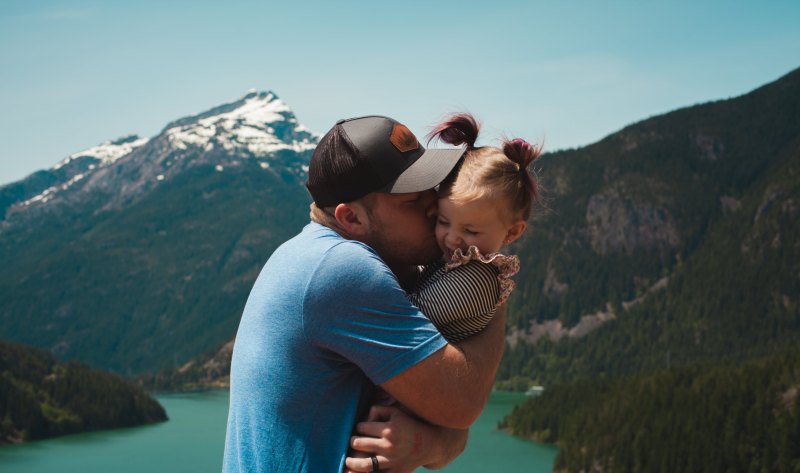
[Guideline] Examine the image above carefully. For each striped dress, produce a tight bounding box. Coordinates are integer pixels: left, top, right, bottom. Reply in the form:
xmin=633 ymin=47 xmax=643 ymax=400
xmin=409 ymin=246 xmax=520 ymax=342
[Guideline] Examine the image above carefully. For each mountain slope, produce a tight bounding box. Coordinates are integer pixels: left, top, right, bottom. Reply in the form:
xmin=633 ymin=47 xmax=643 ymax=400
xmin=494 ymin=66 xmax=800 ymax=383
xmin=508 ymin=66 xmax=800 ymax=329
xmin=496 ymin=68 xmax=800 ymax=471
xmin=0 ymin=91 xmax=316 ymax=373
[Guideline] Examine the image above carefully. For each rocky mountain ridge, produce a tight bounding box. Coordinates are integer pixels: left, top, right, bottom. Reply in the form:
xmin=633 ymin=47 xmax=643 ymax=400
xmin=2 ymin=90 xmax=316 ymax=224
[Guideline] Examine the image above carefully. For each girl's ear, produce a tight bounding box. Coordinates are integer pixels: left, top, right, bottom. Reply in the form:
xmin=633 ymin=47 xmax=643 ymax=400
xmin=333 ymin=202 xmax=370 ymax=238
xmin=504 ymin=220 xmax=527 ymax=245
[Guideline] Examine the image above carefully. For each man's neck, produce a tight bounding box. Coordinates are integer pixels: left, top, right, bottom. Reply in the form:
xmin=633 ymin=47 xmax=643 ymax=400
xmin=390 ymin=264 xmax=420 ymax=292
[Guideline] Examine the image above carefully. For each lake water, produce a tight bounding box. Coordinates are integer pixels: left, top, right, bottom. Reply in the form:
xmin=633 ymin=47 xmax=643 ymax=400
xmin=0 ymin=391 xmax=557 ymax=472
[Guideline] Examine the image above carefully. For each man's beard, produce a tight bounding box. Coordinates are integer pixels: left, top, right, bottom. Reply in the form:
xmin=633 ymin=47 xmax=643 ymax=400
xmin=364 ymin=216 xmax=441 ymax=267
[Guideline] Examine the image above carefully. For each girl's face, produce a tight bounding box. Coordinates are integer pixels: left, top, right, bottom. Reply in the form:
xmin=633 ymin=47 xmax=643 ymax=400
xmin=435 ymin=196 xmax=526 ymax=259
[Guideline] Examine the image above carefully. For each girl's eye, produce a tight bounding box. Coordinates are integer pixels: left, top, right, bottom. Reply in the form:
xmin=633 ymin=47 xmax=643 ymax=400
xmin=465 ymin=229 xmax=479 ymax=235
xmin=437 ymin=217 xmax=448 ymax=225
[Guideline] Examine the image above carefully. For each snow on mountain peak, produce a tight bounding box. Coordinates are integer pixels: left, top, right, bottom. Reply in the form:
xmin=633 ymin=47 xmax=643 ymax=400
xmin=53 ymin=135 xmax=149 ymax=171
xmin=164 ymin=90 xmax=317 ymax=156
xmin=8 ymin=90 xmax=319 ymax=217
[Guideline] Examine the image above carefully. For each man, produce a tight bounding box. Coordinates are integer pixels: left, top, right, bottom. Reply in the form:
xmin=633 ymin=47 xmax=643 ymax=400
xmin=222 ymin=116 xmax=507 ymax=472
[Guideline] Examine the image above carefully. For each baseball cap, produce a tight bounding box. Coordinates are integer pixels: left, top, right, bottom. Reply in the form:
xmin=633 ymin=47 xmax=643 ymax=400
xmin=306 ymin=115 xmax=465 ymax=207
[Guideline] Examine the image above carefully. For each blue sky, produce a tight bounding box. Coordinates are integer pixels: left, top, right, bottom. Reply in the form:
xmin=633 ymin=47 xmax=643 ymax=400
xmin=1 ymin=0 xmax=799 ymax=185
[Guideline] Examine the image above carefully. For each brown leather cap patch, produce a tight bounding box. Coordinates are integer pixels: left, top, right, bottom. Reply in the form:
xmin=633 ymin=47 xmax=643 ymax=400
xmin=390 ymin=123 xmax=420 ymax=153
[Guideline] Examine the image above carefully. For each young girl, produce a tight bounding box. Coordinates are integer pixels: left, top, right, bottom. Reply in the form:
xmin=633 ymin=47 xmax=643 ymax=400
xmin=408 ymin=112 xmax=542 ymax=342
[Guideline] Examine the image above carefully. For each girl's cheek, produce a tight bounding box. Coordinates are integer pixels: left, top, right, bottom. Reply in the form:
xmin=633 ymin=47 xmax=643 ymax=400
xmin=434 ymin=223 xmax=446 ymax=240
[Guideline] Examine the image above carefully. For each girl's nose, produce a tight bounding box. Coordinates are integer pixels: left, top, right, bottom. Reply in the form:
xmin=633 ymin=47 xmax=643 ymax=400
xmin=446 ymin=232 xmax=462 ymax=246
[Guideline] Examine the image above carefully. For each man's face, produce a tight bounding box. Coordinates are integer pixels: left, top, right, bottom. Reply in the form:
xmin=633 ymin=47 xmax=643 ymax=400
xmin=362 ymin=190 xmax=440 ymax=267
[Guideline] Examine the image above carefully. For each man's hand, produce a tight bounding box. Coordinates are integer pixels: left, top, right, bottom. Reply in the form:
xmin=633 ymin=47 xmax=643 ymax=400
xmin=344 ymin=405 xmax=468 ymax=472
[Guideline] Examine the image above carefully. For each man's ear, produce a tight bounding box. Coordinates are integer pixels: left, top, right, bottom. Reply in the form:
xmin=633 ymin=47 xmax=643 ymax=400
xmin=504 ymin=220 xmax=527 ymax=245
xmin=333 ymin=202 xmax=370 ymax=238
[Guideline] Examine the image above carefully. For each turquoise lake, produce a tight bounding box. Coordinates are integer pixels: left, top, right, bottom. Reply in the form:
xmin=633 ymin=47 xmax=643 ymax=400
xmin=0 ymin=391 xmax=557 ymax=472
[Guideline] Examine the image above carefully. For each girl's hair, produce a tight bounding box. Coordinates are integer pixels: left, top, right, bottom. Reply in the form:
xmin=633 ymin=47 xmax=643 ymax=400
xmin=427 ymin=113 xmax=542 ymax=221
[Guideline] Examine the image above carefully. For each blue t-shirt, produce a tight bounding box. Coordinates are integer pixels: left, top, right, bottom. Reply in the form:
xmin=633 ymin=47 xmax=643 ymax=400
xmin=222 ymin=223 xmax=448 ymax=473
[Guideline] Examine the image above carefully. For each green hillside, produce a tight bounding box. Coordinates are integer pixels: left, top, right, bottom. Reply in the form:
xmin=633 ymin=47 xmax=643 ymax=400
xmin=0 ymin=339 xmax=166 ymax=444
xmin=502 ymin=350 xmax=800 ymax=472
xmin=494 ymin=67 xmax=800 ymax=471
xmin=0 ymin=155 xmax=311 ymax=373
xmin=498 ymin=66 xmax=800 ymax=384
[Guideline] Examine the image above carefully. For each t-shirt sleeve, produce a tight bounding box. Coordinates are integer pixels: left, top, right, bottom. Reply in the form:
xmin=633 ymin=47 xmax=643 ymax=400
xmin=302 ymin=241 xmax=448 ymax=385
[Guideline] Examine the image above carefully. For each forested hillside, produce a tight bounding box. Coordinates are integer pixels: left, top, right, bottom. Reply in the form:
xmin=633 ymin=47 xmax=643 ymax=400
xmin=0 ymin=340 xmax=166 ymax=444
xmin=498 ymin=67 xmax=800 ymax=471
xmin=499 ymin=66 xmax=800 ymax=383
xmin=502 ymin=350 xmax=800 ymax=472
xmin=0 ymin=92 xmax=315 ymax=373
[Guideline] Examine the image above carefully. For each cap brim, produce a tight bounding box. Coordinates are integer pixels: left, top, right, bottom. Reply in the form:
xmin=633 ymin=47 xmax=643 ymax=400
xmin=383 ymin=147 xmax=466 ymax=194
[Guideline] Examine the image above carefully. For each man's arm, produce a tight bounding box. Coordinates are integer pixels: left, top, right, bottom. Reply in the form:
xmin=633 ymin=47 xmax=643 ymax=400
xmin=344 ymin=405 xmax=468 ymax=473
xmin=379 ymin=305 xmax=506 ymax=429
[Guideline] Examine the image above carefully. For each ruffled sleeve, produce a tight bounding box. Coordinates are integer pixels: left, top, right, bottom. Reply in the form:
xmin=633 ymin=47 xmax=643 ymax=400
xmin=446 ymin=246 xmax=520 ymax=309
xmin=408 ymin=246 xmax=520 ymax=342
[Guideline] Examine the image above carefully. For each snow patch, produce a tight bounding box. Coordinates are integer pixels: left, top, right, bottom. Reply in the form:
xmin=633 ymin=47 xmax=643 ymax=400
xmin=164 ymin=92 xmax=316 ymax=156
xmin=21 ymin=173 xmax=86 ymax=207
xmin=54 ymin=136 xmax=149 ymax=170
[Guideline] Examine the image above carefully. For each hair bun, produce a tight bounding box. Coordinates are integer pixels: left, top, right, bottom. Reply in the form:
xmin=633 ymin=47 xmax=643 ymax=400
xmin=426 ymin=113 xmax=480 ymax=148
xmin=503 ymin=137 xmax=541 ymax=169
xmin=503 ymin=137 xmax=542 ymax=198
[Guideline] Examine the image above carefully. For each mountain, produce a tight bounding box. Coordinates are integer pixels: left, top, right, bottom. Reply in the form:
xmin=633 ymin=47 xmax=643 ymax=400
xmin=0 ymin=339 xmax=166 ymax=444
xmin=0 ymin=90 xmax=317 ymax=373
xmin=2 ymin=90 xmax=315 ymax=223
xmin=495 ymin=68 xmax=800 ymax=471
xmin=497 ymin=66 xmax=800 ymax=383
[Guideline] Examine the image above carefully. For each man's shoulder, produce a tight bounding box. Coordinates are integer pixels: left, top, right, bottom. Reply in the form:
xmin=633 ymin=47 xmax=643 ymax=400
xmin=304 ymin=222 xmax=381 ymax=259
xmin=280 ymin=223 xmax=372 ymax=258
xmin=287 ymin=223 xmax=395 ymax=284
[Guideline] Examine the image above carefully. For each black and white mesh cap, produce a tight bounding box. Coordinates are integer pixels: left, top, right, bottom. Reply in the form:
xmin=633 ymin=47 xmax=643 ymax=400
xmin=306 ymin=115 xmax=465 ymax=207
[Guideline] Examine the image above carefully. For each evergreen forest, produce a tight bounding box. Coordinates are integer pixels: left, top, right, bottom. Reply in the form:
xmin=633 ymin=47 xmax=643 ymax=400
xmin=0 ymin=340 xmax=166 ymax=444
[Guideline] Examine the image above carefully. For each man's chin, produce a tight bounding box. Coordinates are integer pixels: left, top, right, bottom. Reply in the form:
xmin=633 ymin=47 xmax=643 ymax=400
xmin=417 ymin=247 xmax=443 ymax=265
